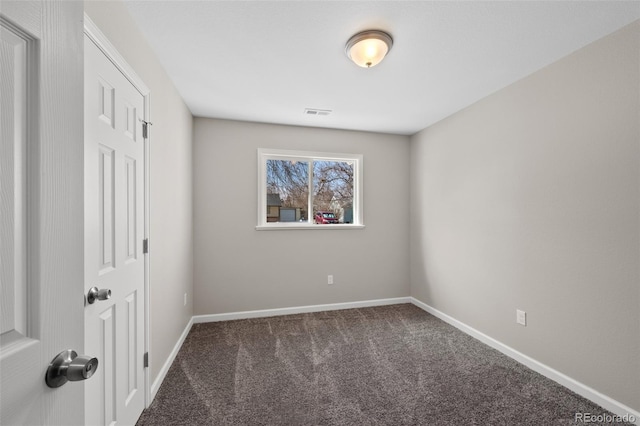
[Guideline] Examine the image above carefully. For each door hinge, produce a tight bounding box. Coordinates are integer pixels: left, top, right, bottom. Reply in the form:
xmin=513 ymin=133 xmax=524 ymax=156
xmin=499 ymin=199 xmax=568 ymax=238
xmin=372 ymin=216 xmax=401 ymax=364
xmin=144 ymin=352 xmax=149 ymax=368
xmin=140 ymin=119 xmax=153 ymax=139
xmin=143 ymin=238 xmax=149 ymax=254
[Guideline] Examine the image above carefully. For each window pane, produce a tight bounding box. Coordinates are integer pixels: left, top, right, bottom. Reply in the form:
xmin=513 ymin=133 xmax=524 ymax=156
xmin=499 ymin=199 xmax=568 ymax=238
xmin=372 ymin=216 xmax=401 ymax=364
xmin=258 ymin=149 xmax=362 ymax=229
xmin=266 ymin=159 xmax=309 ymax=222
xmin=313 ymin=160 xmax=354 ymax=224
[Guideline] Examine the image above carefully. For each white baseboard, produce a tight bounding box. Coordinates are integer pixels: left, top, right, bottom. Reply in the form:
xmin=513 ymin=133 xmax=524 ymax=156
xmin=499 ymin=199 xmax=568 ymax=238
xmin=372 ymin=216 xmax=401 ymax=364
xmin=192 ymin=297 xmax=412 ymax=323
xmin=149 ymin=316 xmax=194 ymax=404
xmin=410 ymin=297 xmax=639 ymax=425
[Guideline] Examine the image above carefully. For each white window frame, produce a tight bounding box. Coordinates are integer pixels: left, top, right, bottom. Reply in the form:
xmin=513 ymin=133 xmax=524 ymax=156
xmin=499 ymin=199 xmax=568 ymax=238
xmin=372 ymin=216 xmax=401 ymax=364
xmin=257 ymin=148 xmax=364 ymax=230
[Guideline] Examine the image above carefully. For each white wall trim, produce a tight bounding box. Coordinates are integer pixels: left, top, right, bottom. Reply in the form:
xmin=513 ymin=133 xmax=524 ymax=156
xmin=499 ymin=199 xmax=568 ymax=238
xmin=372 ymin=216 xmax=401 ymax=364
xmin=84 ymin=14 xmax=150 ymax=95
xmin=410 ymin=297 xmax=639 ymax=424
xmin=150 ymin=316 xmax=193 ymax=402
xmin=193 ymin=297 xmax=411 ymax=323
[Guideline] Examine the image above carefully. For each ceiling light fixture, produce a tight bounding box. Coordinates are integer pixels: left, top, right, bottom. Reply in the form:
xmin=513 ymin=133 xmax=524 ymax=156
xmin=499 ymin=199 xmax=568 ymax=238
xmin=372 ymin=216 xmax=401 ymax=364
xmin=345 ymin=30 xmax=393 ymax=68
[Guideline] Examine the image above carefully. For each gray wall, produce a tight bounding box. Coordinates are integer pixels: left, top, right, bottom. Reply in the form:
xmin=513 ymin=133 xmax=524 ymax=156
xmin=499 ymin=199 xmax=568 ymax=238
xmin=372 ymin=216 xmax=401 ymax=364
xmin=193 ymin=119 xmax=410 ymax=314
xmin=85 ymin=1 xmax=194 ymax=384
xmin=410 ymin=21 xmax=640 ymax=411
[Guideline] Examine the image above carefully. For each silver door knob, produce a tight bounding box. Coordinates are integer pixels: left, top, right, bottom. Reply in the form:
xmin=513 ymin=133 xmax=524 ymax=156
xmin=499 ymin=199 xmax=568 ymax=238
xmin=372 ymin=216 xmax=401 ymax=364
xmin=87 ymin=286 xmax=111 ymax=304
xmin=45 ymin=349 xmax=99 ymax=388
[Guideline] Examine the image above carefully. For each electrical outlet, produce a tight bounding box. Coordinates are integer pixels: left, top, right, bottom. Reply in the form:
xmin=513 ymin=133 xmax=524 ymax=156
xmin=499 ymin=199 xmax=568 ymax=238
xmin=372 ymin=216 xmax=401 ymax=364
xmin=184 ymin=293 xmax=187 ymax=306
xmin=327 ymin=275 xmax=334 ymax=285
xmin=516 ymin=309 xmax=526 ymax=326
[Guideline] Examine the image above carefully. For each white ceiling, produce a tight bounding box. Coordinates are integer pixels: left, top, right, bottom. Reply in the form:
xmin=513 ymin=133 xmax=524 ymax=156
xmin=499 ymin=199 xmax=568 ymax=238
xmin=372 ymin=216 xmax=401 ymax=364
xmin=124 ymin=1 xmax=640 ymax=136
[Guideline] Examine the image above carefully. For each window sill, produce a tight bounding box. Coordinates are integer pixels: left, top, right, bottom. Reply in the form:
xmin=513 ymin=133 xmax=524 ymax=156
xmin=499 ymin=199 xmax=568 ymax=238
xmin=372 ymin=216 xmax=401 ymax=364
xmin=256 ymin=224 xmax=365 ymax=231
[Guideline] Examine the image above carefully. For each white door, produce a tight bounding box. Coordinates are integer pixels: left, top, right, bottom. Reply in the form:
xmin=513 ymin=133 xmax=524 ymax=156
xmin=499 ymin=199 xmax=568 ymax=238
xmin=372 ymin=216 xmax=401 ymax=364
xmin=0 ymin=1 xmax=85 ymax=425
xmin=84 ymin=34 xmax=146 ymax=426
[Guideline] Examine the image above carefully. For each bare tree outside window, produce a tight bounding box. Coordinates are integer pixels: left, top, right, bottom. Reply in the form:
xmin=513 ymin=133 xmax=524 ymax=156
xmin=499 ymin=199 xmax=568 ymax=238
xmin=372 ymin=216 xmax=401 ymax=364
xmin=265 ymin=159 xmax=354 ymax=224
xmin=267 ymin=159 xmax=308 ymax=206
xmin=258 ymin=149 xmax=362 ymax=228
xmin=313 ymin=161 xmax=353 ymax=223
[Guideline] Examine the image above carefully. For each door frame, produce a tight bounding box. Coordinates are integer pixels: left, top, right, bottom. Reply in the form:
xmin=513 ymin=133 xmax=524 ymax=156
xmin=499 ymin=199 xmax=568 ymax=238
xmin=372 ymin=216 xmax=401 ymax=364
xmin=83 ymin=14 xmax=151 ymax=408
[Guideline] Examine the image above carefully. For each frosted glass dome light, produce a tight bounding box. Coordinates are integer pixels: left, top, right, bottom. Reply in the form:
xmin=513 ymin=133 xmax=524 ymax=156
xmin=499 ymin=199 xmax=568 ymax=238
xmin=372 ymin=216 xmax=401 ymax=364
xmin=345 ymin=30 xmax=393 ymax=68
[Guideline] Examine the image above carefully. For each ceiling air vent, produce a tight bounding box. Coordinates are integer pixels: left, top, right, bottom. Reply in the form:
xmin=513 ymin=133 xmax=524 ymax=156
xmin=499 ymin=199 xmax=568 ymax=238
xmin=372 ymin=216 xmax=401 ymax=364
xmin=304 ymin=108 xmax=332 ymax=116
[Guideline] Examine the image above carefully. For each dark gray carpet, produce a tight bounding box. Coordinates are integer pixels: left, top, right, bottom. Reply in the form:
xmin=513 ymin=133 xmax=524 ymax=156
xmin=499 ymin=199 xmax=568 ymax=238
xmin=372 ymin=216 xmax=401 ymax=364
xmin=137 ymin=304 xmax=630 ymax=425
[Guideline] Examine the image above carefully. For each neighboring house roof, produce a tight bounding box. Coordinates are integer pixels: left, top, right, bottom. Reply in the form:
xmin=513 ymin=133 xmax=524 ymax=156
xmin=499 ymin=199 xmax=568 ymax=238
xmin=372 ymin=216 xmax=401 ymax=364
xmin=267 ymin=193 xmax=282 ymax=207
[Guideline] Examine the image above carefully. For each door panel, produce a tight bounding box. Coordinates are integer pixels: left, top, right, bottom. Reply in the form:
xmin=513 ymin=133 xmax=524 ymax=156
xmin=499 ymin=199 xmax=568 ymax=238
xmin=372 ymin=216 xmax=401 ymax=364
xmin=98 ymin=144 xmax=116 ymax=272
xmin=84 ymin=34 xmax=146 ymax=426
xmin=0 ymin=1 xmax=84 ymax=425
xmin=1 ymin=17 xmax=29 ymax=343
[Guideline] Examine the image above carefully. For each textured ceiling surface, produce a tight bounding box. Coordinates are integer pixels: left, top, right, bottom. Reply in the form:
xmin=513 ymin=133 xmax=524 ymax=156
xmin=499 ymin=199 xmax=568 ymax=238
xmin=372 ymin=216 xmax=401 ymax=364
xmin=124 ymin=1 xmax=640 ymax=135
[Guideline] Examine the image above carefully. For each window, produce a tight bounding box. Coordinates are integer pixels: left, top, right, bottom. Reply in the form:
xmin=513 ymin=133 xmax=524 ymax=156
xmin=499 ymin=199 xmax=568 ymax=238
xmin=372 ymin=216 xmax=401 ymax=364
xmin=257 ymin=149 xmax=363 ymax=229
